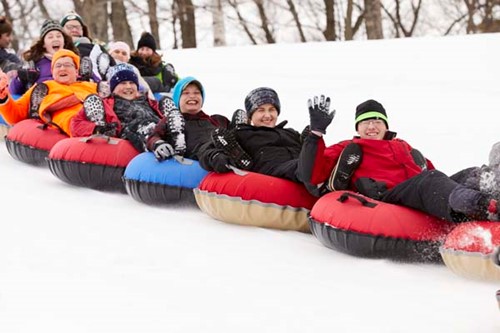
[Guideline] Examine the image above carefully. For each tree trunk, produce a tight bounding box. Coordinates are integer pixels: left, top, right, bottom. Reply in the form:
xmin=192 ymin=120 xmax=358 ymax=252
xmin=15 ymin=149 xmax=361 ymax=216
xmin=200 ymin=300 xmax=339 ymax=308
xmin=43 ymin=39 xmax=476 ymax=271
xmin=254 ymin=0 xmax=275 ymax=43
xmin=174 ymin=0 xmax=197 ymax=48
xmin=323 ymin=0 xmax=336 ymax=41
xmin=212 ymin=0 xmax=226 ymax=46
xmin=364 ymin=0 xmax=384 ymax=39
xmin=287 ymin=0 xmax=307 ymax=42
xmin=110 ymin=0 xmax=133 ymax=46
xmin=147 ymin=0 xmax=160 ymax=48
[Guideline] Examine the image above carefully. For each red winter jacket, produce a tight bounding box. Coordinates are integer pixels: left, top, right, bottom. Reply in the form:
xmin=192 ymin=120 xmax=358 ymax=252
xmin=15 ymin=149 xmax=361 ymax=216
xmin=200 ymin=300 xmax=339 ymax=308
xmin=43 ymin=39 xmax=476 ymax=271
xmin=70 ymin=95 xmax=162 ymax=137
xmin=309 ymin=136 xmax=435 ymax=190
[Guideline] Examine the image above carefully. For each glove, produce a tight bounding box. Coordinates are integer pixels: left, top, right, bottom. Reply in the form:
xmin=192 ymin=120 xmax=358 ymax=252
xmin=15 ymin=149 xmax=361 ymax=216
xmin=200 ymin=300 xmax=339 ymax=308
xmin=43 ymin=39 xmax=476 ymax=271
xmin=93 ymin=122 xmax=117 ymax=137
xmin=153 ymin=140 xmax=175 ymax=161
xmin=308 ymin=95 xmax=335 ymax=134
xmin=17 ymin=68 xmax=40 ymax=88
xmin=0 ymin=70 xmax=9 ymax=100
xmin=211 ymin=152 xmax=231 ymax=173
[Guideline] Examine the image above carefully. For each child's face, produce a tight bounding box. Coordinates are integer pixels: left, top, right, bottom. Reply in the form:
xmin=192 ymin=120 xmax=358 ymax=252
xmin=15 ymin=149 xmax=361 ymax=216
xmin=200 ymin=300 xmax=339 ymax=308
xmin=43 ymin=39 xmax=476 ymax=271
xmin=110 ymin=48 xmax=130 ymax=63
xmin=138 ymin=46 xmax=154 ymax=58
xmin=43 ymin=30 xmax=64 ymax=55
xmin=0 ymin=32 xmax=12 ymax=48
xmin=113 ymin=81 xmax=139 ymax=100
xmin=250 ymin=104 xmax=278 ymax=128
xmin=179 ymin=83 xmax=202 ymax=115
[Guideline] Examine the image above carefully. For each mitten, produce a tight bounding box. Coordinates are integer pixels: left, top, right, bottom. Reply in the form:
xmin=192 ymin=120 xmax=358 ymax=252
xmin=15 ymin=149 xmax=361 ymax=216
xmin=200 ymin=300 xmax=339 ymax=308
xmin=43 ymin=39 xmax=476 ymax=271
xmin=17 ymin=68 xmax=40 ymax=88
xmin=211 ymin=152 xmax=231 ymax=173
xmin=93 ymin=122 xmax=118 ymax=137
xmin=153 ymin=140 xmax=175 ymax=161
xmin=308 ymin=95 xmax=335 ymax=134
xmin=0 ymin=71 xmax=9 ymax=100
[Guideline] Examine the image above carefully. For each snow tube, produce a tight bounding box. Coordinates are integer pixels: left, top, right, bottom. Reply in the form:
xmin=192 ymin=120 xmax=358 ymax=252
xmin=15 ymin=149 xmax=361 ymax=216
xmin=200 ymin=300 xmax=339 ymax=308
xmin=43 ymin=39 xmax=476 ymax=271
xmin=4 ymin=119 xmax=68 ymax=166
xmin=194 ymin=171 xmax=318 ymax=233
xmin=123 ymin=152 xmax=208 ymax=205
xmin=309 ymin=191 xmax=455 ymax=262
xmin=47 ymin=135 xmax=138 ymax=192
xmin=440 ymin=222 xmax=500 ymax=281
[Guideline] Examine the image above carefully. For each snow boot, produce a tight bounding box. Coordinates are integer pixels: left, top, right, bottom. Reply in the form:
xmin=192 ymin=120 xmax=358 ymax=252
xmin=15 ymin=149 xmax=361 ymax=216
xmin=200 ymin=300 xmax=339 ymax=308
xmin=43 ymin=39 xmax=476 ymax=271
xmin=165 ymin=107 xmax=186 ymax=156
xmin=411 ymin=148 xmax=427 ymax=171
xmin=28 ymin=82 xmax=48 ymax=119
xmin=327 ymin=142 xmax=362 ymax=191
xmin=159 ymin=96 xmax=177 ymax=117
xmin=83 ymin=94 xmax=106 ymax=127
xmin=230 ymin=109 xmax=248 ymax=128
xmin=96 ymin=52 xmax=111 ymax=80
xmin=79 ymin=56 xmax=93 ymax=81
xmin=211 ymin=127 xmax=253 ymax=170
xmin=449 ymin=185 xmax=500 ymax=221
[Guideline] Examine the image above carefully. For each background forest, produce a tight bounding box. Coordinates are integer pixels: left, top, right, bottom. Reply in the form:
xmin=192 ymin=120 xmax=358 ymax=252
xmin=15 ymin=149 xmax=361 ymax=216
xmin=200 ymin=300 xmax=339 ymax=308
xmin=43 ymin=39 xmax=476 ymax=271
xmin=1 ymin=0 xmax=500 ymax=53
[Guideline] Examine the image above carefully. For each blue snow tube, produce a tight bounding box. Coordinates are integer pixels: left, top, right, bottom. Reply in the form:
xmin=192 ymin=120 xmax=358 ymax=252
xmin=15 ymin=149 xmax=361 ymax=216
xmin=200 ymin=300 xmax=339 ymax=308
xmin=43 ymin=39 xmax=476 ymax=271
xmin=123 ymin=152 xmax=208 ymax=205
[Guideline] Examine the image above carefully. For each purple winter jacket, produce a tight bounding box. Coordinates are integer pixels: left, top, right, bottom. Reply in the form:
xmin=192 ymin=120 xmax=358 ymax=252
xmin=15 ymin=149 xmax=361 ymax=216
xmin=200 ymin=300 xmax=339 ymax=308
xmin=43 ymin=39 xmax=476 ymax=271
xmin=9 ymin=56 xmax=52 ymax=96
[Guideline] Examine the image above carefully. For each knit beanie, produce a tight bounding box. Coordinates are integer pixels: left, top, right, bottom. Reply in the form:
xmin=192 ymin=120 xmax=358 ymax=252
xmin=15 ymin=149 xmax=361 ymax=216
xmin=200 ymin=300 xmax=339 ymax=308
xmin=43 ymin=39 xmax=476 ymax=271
xmin=109 ymin=41 xmax=131 ymax=57
xmin=40 ymin=19 xmax=64 ymax=39
xmin=60 ymin=11 xmax=84 ymax=28
xmin=0 ymin=16 xmax=13 ymax=35
xmin=137 ymin=32 xmax=157 ymax=51
xmin=355 ymin=99 xmax=388 ymax=130
xmin=244 ymin=87 xmax=281 ymax=118
xmin=172 ymin=76 xmax=205 ymax=109
xmin=51 ymin=49 xmax=80 ymax=71
xmin=109 ymin=63 xmax=139 ymax=92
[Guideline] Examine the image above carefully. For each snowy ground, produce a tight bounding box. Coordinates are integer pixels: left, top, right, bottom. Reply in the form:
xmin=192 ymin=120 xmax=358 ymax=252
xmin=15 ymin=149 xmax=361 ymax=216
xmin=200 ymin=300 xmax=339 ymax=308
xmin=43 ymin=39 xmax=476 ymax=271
xmin=0 ymin=33 xmax=500 ymax=332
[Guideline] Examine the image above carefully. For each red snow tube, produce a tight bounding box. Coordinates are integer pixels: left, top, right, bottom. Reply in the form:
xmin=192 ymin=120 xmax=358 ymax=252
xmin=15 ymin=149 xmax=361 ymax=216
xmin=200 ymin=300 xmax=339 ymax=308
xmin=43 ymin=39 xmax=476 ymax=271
xmin=309 ymin=191 xmax=455 ymax=262
xmin=194 ymin=171 xmax=318 ymax=232
xmin=440 ymin=222 xmax=500 ymax=281
xmin=5 ymin=119 xmax=68 ymax=166
xmin=47 ymin=135 xmax=139 ymax=192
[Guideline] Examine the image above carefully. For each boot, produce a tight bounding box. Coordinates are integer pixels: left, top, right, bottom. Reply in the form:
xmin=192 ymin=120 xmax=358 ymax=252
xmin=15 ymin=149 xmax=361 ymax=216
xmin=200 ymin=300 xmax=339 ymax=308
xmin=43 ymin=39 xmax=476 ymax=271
xmin=79 ymin=56 xmax=93 ymax=81
xmin=96 ymin=52 xmax=111 ymax=80
xmin=28 ymin=82 xmax=48 ymax=119
xmin=159 ymin=96 xmax=177 ymax=117
xmin=83 ymin=94 xmax=106 ymax=127
xmin=449 ymin=185 xmax=500 ymax=221
xmin=165 ymin=107 xmax=186 ymax=156
xmin=327 ymin=142 xmax=362 ymax=191
xmin=230 ymin=109 xmax=248 ymax=128
xmin=211 ymin=127 xmax=253 ymax=170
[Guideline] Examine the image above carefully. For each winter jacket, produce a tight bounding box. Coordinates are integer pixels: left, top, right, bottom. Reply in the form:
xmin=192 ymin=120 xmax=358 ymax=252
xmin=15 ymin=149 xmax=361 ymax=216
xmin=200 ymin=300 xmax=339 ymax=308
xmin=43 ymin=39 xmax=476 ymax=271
xmin=129 ymin=55 xmax=178 ymax=93
xmin=0 ymin=48 xmax=20 ymax=72
xmin=9 ymin=56 xmax=52 ymax=95
xmin=299 ymin=134 xmax=435 ymax=191
xmin=147 ymin=110 xmax=229 ymax=160
xmin=0 ymin=80 xmax=97 ymax=135
xmin=198 ymin=121 xmax=303 ymax=181
xmin=71 ymin=94 xmax=163 ymax=137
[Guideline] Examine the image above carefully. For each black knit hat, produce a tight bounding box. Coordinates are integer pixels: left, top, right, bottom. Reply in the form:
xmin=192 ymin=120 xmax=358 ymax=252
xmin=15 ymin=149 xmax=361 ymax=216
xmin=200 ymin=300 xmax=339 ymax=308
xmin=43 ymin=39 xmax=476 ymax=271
xmin=355 ymin=99 xmax=388 ymax=130
xmin=137 ymin=32 xmax=157 ymax=51
xmin=244 ymin=87 xmax=281 ymax=118
xmin=40 ymin=19 xmax=64 ymax=39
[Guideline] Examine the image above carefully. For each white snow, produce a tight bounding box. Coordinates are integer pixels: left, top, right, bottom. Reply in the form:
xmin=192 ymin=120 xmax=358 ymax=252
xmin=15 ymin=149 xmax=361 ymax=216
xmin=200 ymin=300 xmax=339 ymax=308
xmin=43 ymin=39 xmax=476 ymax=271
xmin=1 ymin=33 xmax=500 ymax=332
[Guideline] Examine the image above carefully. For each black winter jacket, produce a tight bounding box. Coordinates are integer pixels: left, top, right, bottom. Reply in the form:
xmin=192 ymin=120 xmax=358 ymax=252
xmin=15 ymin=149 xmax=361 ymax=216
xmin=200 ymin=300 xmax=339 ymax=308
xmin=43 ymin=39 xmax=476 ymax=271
xmin=198 ymin=121 xmax=303 ymax=182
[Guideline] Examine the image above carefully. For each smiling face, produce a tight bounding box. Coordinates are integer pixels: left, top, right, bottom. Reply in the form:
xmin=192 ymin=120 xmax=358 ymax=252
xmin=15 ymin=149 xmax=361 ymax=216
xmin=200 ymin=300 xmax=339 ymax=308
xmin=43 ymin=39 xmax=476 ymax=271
xmin=113 ymin=81 xmax=139 ymax=100
xmin=62 ymin=19 xmax=83 ymax=38
xmin=356 ymin=118 xmax=387 ymax=140
xmin=52 ymin=56 xmax=78 ymax=84
xmin=179 ymin=83 xmax=203 ymax=115
xmin=110 ymin=48 xmax=130 ymax=63
xmin=250 ymin=103 xmax=278 ymax=128
xmin=137 ymin=46 xmax=154 ymax=59
xmin=43 ymin=30 xmax=64 ymax=55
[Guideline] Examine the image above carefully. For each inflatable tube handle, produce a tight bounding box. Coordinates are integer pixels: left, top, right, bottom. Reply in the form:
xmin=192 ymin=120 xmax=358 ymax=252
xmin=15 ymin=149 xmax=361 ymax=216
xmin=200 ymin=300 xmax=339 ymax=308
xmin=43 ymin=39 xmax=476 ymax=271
xmin=227 ymin=164 xmax=248 ymax=176
xmin=80 ymin=134 xmax=119 ymax=145
xmin=173 ymin=155 xmax=193 ymax=165
xmin=337 ymin=192 xmax=377 ymax=208
xmin=37 ymin=121 xmax=66 ymax=134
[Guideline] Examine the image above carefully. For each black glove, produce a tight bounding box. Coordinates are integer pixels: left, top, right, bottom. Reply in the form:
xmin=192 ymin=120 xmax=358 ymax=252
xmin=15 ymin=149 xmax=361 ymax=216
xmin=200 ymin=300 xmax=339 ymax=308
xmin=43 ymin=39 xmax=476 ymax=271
xmin=153 ymin=140 xmax=175 ymax=161
xmin=308 ymin=95 xmax=335 ymax=134
xmin=211 ymin=152 xmax=231 ymax=173
xmin=93 ymin=122 xmax=117 ymax=137
xmin=17 ymin=68 xmax=40 ymax=88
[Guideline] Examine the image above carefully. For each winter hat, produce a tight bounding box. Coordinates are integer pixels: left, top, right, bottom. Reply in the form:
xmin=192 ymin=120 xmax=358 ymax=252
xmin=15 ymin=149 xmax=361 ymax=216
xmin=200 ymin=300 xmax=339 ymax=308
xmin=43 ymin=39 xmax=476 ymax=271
xmin=137 ymin=32 xmax=157 ymax=51
xmin=40 ymin=19 xmax=64 ymax=39
xmin=109 ymin=63 xmax=139 ymax=92
xmin=51 ymin=49 xmax=80 ymax=71
xmin=109 ymin=41 xmax=131 ymax=57
xmin=355 ymin=99 xmax=388 ymax=130
xmin=0 ymin=16 xmax=13 ymax=35
xmin=60 ymin=11 xmax=84 ymax=28
xmin=244 ymin=87 xmax=281 ymax=117
xmin=172 ymin=76 xmax=205 ymax=109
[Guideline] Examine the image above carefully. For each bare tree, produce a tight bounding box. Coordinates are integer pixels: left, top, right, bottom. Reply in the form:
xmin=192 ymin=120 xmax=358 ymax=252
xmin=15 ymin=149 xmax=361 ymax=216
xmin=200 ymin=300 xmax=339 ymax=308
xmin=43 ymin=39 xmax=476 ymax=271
xmin=227 ymin=0 xmax=258 ymax=44
xmin=383 ymin=0 xmax=422 ymax=37
xmin=110 ymin=0 xmax=133 ymax=45
xmin=212 ymin=0 xmax=226 ymax=46
xmin=174 ymin=0 xmax=197 ymax=48
xmin=322 ymin=0 xmax=336 ymax=41
xmin=287 ymin=0 xmax=307 ymax=42
xmin=254 ymin=0 xmax=275 ymax=43
xmin=71 ymin=0 xmax=108 ymax=42
xmin=364 ymin=0 xmax=383 ymax=39
xmin=146 ymin=0 xmax=160 ymax=47
xmin=344 ymin=0 xmax=364 ymax=40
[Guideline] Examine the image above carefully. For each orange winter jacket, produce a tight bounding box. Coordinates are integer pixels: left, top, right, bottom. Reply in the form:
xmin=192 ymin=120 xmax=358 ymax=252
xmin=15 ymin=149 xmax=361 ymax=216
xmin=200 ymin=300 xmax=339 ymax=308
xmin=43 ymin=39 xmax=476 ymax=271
xmin=0 ymin=80 xmax=97 ymax=135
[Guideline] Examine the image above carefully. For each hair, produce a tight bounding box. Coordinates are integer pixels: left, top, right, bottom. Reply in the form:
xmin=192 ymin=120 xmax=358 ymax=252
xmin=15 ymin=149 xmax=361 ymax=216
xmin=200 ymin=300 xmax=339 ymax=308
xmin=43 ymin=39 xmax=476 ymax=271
xmin=0 ymin=16 xmax=13 ymax=35
xmin=130 ymin=50 xmax=163 ymax=67
xmin=22 ymin=30 xmax=78 ymax=62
